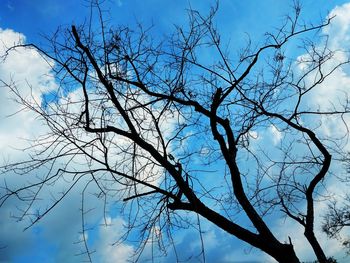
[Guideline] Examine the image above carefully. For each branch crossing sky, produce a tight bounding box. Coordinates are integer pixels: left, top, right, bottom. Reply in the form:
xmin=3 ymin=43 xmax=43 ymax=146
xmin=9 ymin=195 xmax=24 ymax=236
xmin=1 ymin=1 xmax=350 ymax=262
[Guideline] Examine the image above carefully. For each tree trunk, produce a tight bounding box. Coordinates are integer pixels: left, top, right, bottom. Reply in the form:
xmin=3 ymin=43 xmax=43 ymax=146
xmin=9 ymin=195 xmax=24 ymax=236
xmin=275 ymin=245 xmax=300 ymax=263
xmin=261 ymin=242 xmax=300 ymax=263
xmin=305 ymin=230 xmax=328 ymax=263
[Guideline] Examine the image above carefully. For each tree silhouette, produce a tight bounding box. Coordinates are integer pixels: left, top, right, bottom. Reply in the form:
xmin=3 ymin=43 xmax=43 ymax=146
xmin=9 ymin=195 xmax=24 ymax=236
xmin=323 ymin=194 xmax=350 ymax=254
xmin=1 ymin=2 xmax=350 ymax=263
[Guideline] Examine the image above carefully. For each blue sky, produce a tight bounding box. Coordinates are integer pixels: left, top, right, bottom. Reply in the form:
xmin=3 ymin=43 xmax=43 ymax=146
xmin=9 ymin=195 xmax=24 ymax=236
xmin=1 ymin=1 xmax=350 ymax=263
xmin=0 ymin=0 xmax=345 ymax=43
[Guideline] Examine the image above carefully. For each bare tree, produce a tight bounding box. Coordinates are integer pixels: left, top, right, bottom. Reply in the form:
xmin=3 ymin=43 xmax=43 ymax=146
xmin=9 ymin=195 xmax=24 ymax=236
xmin=1 ymin=2 xmax=350 ymax=262
xmin=323 ymin=194 xmax=350 ymax=254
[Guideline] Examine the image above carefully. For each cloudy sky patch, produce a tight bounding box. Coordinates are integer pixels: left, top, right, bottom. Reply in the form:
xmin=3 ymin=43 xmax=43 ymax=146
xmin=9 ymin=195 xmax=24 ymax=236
xmin=1 ymin=1 xmax=350 ymax=262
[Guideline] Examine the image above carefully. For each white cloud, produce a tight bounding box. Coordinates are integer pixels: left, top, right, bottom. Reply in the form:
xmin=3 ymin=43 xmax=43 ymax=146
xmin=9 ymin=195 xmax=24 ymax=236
xmin=267 ymin=3 xmax=350 ymax=262
xmin=268 ymin=186 xmax=350 ymax=262
xmin=269 ymin=125 xmax=282 ymax=146
xmin=95 ymin=217 xmax=134 ymax=263
xmin=0 ymin=27 xmax=57 ymax=157
xmin=298 ymin=3 xmax=350 ymax=113
xmin=0 ymin=25 xmax=169 ymax=262
xmin=0 ymin=28 xmax=56 ymax=101
xmin=302 ymin=1 xmax=350 ymax=158
xmin=0 ymin=27 xmax=86 ymax=262
xmin=325 ymin=3 xmax=350 ymax=50
xmin=1 ymin=2 xmax=350 ymax=262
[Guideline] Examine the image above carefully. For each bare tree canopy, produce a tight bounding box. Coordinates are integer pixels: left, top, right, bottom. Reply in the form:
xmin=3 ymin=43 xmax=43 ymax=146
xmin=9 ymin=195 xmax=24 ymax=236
xmin=1 ymin=1 xmax=350 ymax=262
